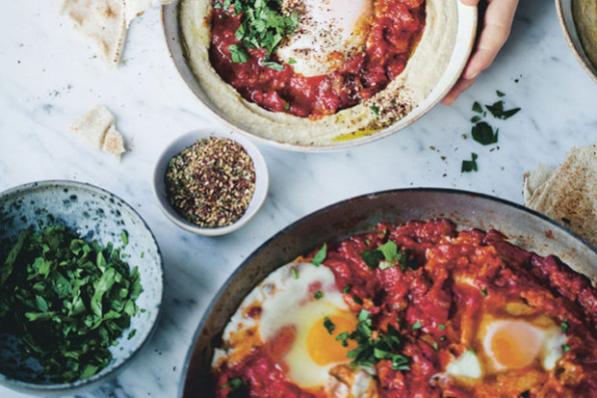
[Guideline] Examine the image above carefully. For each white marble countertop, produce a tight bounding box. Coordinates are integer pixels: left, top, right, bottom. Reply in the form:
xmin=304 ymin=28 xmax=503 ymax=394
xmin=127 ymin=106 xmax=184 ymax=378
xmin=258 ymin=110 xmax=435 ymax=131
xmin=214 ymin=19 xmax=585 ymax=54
xmin=0 ymin=1 xmax=595 ymax=397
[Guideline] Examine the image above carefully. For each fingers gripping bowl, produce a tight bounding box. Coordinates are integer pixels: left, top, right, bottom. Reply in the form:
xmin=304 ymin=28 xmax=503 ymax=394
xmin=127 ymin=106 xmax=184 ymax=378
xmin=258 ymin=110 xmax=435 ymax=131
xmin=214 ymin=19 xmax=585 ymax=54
xmin=163 ymin=0 xmax=477 ymax=150
xmin=178 ymin=189 xmax=597 ymax=397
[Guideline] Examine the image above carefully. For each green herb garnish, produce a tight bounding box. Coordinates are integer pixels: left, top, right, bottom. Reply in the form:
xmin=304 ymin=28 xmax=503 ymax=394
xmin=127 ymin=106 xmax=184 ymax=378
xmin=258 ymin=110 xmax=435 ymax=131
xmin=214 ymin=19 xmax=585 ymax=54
xmin=312 ymin=243 xmax=327 ymax=266
xmin=314 ymin=290 xmax=324 ymax=300
xmin=472 ymin=102 xmax=483 ymax=113
xmin=471 ymin=122 xmax=499 ymax=145
xmin=370 ymin=105 xmax=380 ymax=116
xmin=222 ymin=0 xmax=299 ymax=65
xmin=562 ymin=344 xmax=571 ymax=353
xmin=323 ymin=317 xmax=335 ymax=334
xmin=0 ymin=225 xmax=142 ymax=383
xmin=343 ymin=284 xmax=352 ymax=294
xmin=412 ymin=320 xmax=423 ymax=330
xmin=228 ymin=44 xmax=249 ymax=63
xmin=461 ymin=152 xmax=479 ymax=173
xmin=361 ymin=241 xmax=416 ymax=271
xmin=291 ymin=267 xmax=299 ymax=279
xmin=560 ymin=321 xmax=569 ymax=333
xmin=339 ymin=310 xmax=410 ymax=371
xmin=485 ymin=100 xmax=521 ymax=120
xmin=496 ymin=90 xmax=505 ymax=97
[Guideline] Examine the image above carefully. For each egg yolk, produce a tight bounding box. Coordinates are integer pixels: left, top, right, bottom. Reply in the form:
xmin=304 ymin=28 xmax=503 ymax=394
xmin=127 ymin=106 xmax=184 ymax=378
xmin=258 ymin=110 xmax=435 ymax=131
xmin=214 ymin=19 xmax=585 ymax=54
xmin=306 ymin=313 xmax=358 ymax=365
xmin=490 ymin=321 xmax=542 ymax=369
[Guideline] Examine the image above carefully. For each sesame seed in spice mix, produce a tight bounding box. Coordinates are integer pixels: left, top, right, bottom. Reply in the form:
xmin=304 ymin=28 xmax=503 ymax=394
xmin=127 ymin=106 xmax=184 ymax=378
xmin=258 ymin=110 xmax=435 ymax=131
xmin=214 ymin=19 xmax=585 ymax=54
xmin=164 ymin=137 xmax=256 ymax=228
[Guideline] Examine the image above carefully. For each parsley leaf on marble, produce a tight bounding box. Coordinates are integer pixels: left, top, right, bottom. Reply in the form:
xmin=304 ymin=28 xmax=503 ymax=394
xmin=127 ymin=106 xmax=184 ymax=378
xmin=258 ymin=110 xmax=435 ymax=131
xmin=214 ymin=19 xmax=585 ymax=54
xmin=461 ymin=153 xmax=479 ymax=173
xmin=471 ymin=122 xmax=499 ymax=145
xmin=485 ymin=100 xmax=521 ymax=120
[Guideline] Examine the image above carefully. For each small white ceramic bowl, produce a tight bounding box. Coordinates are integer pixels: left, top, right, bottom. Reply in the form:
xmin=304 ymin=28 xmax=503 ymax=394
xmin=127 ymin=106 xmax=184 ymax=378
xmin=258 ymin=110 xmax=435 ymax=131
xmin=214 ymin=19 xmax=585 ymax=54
xmin=153 ymin=130 xmax=269 ymax=236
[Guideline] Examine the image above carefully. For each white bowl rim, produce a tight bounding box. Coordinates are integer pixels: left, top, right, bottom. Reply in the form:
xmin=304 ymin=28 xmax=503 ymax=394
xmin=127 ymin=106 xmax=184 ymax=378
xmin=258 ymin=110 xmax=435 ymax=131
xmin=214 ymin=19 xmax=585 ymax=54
xmin=0 ymin=180 xmax=164 ymax=393
xmin=161 ymin=1 xmax=478 ymax=152
xmin=153 ymin=129 xmax=270 ymax=236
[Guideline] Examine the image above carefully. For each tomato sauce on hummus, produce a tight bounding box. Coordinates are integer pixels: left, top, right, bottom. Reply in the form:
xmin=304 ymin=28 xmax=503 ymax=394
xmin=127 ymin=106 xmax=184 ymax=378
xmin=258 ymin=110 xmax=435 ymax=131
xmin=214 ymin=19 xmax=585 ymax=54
xmin=209 ymin=0 xmax=425 ymax=118
xmin=214 ymin=219 xmax=596 ymax=397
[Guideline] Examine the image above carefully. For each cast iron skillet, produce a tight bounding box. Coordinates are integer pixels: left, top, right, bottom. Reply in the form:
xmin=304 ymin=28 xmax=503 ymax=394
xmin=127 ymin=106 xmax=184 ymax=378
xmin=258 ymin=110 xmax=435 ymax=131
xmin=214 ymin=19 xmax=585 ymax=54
xmin=179 ymin=189 xmax=597 ymax=397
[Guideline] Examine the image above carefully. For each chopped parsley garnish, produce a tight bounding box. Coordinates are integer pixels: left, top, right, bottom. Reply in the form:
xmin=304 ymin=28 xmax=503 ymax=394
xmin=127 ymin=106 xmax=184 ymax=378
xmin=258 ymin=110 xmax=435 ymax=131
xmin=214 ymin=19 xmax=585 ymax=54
xmin=485 ymin=100 xmax=521 ymax=120
xmin=290 ymin=267 xmax=299 ymax=279
xmin=496 ymin=90 xmax=505 ymax=97
xmin=323 ymin=317 xmax=335 ymax=334
xmin=259 ymin=59 xmax=284 ymax=71
xmin=343 ymin=284 xmax=352 ymax=294
xmin=480 ymin=287 xmax=489 ymax=297
xmin=412 ymin=320 xmax=423 ymax=330
xmin=560 ymin=321 xmax=569 ymax=333
xmin=352 ymin=295 xmax=363 ymax=305
xmin=337 ymin=310 xmax=410 ymax=371
xmin=314 ymin=290 xmax=324 ymax=300
xmin=228 ymin=44 xmax=249 ymax=63
xmin=562 ymin=344 xmax=571 ymax=353
xmin=287 ymin=57 xmax=296 ymax=65
xmin=438 ymin=323 xmax=446 ymax=331
xmin=461 ymin=152 xmax=479 ymax=173
xmin=312 ymin=243 xmax=327 ymax=266
xmin=361 ymin=241 xmax=416 ymax=271
xmin=225 ymin=376 xmax=246 ymax=394
xmin=472 ymin=102 xmax=483 ymax=113
xmin=370 ymin=105 xmax=380 ymax=116
xmin=0 ymin=225 xmax=142 ymax=382
xmin=471 ymin=121 xmax=499 ymax=145
xmin=221 ymin=0 xmax=299 ymax=65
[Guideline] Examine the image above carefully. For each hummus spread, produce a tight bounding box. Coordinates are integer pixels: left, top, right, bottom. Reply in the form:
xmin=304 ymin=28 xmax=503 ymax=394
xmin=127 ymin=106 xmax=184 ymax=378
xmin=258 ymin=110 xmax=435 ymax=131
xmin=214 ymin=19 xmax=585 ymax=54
xmin=180 ymin=0 xmax=458 ymax=146
xmin=572 ymin=0 xmax=597 ymax=69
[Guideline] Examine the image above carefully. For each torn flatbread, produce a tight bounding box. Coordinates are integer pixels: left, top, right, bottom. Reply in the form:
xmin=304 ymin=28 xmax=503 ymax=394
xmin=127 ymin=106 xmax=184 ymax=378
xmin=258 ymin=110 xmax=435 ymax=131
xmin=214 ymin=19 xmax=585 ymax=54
xmin=62 ymin=0 xmax=175 ymax=65
xmin=70 ymin=105 xmax=115 ymax=148
xmin=70 ymin=106 xmax=127 ymax=158
xmin=524 ymin=145 xmax=597 ymax=247
xmin=61 ymin=0 xmax=127 ymax=66
xmin=102 ymin=124 xmax=127 ymax=156
xmin=523 ymin=164 xmax=553 ymax=203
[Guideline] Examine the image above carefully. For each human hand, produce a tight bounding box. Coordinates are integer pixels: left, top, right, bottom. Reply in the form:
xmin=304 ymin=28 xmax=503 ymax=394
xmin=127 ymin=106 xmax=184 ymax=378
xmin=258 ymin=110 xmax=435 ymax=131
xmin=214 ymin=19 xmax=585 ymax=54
xmin=443 ymin=0 xmax=520 ymax=105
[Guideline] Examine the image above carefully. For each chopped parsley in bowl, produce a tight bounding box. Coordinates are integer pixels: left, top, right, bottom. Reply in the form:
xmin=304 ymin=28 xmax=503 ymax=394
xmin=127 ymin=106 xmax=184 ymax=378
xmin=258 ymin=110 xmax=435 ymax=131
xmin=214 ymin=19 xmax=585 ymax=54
xmin=0 ymin=181 xmax=163 ymax=396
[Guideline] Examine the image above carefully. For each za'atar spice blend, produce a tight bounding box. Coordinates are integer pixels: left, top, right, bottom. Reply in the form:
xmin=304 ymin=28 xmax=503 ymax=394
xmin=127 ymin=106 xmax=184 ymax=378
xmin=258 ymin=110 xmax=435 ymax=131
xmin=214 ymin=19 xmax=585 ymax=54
xmin=165 ymin=137 xmax=256 ymax=228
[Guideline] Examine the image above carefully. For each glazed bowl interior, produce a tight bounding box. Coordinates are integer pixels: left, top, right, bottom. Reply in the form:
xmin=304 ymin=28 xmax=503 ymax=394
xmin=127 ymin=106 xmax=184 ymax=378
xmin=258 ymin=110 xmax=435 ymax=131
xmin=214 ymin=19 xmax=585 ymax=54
xmin=179 ymin=189 xmax=596 ymax=398
xmin=162 ymin=2 xmax=477 ymax=151
xmin=0 ymin=181 xmax=163 ymax=396
xmin=556 ymin=0 xmax=597 ymax=82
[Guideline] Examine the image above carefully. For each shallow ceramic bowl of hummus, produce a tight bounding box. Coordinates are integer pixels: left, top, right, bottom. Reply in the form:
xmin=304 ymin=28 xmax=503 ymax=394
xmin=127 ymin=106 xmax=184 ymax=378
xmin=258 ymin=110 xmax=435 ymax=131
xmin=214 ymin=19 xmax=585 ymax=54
xmin=556 ymin=0 xmax=597 ymax=82
xmin=163 ymin=0 xmax=477 ymax=151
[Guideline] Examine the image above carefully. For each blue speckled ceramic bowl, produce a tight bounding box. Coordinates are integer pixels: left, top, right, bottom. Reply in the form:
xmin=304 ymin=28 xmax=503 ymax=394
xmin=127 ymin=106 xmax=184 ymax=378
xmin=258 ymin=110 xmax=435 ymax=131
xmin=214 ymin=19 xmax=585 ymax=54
xmin=0 ymin=180 xmax=164 ymax=396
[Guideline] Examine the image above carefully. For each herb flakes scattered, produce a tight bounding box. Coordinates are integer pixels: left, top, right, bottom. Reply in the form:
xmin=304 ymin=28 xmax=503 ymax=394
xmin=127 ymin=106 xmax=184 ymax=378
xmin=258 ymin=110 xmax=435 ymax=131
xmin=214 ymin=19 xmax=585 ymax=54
xmin=461 ymin=152 xmax=479 ymax=173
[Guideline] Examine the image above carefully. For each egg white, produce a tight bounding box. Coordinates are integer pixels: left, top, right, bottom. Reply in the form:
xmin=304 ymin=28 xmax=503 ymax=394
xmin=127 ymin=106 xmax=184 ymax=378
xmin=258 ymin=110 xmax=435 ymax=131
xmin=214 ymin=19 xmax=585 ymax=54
xmin=277 ymin=0 xmax=371 ymax=76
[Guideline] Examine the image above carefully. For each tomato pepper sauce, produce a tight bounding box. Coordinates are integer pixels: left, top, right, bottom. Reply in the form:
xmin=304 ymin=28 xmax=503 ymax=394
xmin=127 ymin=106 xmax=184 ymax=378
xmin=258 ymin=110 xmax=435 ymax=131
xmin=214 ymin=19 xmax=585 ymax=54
xmin=209 ymin=0 xmax=425 ymax=118
xmin=214 ymin=219 xmax=597 ymax=397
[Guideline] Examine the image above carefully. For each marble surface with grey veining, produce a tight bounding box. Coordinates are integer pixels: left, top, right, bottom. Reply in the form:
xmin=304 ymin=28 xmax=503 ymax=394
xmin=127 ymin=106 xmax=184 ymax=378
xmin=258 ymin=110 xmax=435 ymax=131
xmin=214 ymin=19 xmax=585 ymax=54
xmin=0 ymin=1 xmax=596 ymax=397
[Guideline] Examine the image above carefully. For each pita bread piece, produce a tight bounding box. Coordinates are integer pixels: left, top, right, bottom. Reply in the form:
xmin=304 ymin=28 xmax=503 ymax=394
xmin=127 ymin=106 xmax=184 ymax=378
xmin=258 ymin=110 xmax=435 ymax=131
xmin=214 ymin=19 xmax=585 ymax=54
xmin=523 ymin=164 xmax=553 ymax=203
xmin=525 ymin=145 xmax=597 ymax=247
xmin=70 ymin=106 xmax=127 ymax=158
xmin=61 ymin=0 xmax=127 ymax=65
